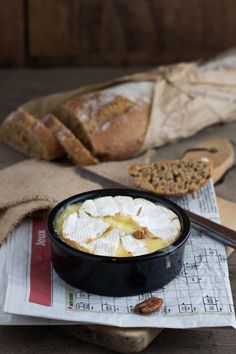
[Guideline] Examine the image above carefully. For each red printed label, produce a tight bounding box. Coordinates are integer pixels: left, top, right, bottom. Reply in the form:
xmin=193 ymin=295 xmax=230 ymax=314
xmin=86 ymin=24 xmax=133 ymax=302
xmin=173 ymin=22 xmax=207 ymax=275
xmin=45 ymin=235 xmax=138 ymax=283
xmin=29 ymin=218 xmax=52 ymax=306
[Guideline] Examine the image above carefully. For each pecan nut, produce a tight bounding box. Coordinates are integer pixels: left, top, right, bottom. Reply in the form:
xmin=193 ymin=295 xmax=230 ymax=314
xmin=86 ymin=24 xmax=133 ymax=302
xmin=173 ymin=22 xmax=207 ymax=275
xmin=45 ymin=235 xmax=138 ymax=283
xmin=134 ymin=297 xmax=164 ymax=314
xmin=132 ymin=227 xmax=148 ymax=239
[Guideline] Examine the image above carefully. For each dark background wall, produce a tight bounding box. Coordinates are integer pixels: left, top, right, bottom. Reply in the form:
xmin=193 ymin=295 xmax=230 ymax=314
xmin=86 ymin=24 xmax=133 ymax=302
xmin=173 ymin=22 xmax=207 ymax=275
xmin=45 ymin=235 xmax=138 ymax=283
xmin=1 ymin=0 xmax=236 ymax=67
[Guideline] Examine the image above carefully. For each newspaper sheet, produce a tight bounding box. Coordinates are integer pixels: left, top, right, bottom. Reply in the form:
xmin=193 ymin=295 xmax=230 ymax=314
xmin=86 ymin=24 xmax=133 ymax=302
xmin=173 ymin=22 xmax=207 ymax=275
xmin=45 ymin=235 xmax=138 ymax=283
xmin=2 ymin=180 xmax=236 ymax=328
xmin=0 ymin=224 xmax=71 ymax=325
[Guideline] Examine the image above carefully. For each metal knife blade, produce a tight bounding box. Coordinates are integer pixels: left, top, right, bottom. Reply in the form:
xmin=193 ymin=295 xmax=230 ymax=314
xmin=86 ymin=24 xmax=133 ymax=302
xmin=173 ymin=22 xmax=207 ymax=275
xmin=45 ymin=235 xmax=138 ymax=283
xmin=75 ymin=165 xmax=236 ymax=249
xmin=75 ymin=165 xmax=129 ymax=189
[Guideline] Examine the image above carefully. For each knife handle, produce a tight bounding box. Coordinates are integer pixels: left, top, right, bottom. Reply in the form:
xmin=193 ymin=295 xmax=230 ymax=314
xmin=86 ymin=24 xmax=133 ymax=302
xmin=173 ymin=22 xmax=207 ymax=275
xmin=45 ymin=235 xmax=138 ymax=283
xmin=187 ymin=210 xmax=236 ymax=249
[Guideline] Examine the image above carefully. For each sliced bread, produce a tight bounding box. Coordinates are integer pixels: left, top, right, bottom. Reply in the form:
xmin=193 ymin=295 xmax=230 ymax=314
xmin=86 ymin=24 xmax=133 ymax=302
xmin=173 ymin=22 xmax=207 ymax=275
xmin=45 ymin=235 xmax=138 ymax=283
xmin=43 ymin=114 xmax=98 ymax=166
xmin=128 ymin=158 xmax=212 ymax=196
xmin=53 ymin=82 xmax=153 ymax=160
xmin=0 ymin=111 xmax=64 ymax=160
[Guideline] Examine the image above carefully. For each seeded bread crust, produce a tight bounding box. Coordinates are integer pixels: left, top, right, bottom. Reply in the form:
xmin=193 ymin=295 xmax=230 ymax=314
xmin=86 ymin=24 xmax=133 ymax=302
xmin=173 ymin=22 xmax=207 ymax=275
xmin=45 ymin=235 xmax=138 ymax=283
xmin=53 ymin=84 xmax=152 ymax=161
xmin=43 ymin=114 xmax=98 ymax=166
xmin=0 ymin=111 xmax=64 ymax=160
xmin=128 ymin=159 xmax=212 ymax=196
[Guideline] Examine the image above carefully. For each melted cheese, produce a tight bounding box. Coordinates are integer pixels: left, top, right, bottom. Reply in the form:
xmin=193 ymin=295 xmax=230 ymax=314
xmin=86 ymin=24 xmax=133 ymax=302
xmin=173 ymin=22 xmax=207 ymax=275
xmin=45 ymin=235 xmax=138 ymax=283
xmin=56 ymin=196 xmax=181 ymax=257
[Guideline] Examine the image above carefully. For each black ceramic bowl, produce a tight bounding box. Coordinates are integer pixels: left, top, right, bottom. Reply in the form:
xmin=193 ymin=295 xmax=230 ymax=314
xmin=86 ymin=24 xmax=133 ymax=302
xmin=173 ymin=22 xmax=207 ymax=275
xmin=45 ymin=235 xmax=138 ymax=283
xmin=47 ymin=189 xmax=190 ymax=297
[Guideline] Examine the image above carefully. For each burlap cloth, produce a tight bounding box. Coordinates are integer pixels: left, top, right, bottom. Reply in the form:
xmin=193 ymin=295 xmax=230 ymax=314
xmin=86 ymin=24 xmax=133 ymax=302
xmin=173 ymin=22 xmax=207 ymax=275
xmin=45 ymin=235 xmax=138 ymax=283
xmin=0 ymin=151 xmax=154 ymax=245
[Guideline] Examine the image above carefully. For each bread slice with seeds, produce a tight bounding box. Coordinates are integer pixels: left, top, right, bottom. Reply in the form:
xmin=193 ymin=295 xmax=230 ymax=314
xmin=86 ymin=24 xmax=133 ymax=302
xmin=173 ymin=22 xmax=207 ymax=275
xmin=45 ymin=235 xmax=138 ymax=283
xmin=128 ymin=158 xmax=212 ymax=196
xmin=0 ymin=111 xmax=64 ymax=160
xmin=43 ymin=114 xmax=98 ymax=166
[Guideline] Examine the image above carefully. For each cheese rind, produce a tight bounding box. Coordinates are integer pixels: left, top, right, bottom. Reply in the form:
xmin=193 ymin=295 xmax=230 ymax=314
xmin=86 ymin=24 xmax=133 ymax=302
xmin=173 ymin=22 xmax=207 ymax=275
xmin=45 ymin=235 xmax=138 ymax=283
xmin=114 ymin=196 xmax=140 ymax=216
xmin=80 ymin=196 xmax=120 ymax=216
xmin=121 ymin=235 xmax=148 ymax=256
xmin=63 ymin=212 xmax=108 ymax=243
xmin=81 ymin=228 xmax=121 ymax=256
xmin=132 ymin=201 xmax=180 ymax=241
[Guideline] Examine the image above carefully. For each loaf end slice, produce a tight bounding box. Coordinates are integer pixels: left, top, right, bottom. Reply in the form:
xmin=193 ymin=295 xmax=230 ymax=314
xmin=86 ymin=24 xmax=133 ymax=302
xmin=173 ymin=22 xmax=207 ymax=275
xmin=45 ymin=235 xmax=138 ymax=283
xmin=128 ymin=158 xmax=212 ymax=196
xmin=0 ymin=111 xmax=64 ymax=160
xmin=43 ymin=114 xmax=98 ymax=166
xmin=54 ymin=82 xmax=153 ymax=160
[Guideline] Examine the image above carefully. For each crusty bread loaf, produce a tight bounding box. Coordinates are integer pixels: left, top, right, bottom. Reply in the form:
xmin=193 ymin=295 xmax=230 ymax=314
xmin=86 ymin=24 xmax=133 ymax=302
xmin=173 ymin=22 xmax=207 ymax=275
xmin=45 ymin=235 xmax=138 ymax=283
xmin=0 ymin=82 xmax=154 ymax=164
xmin=128 ymin=158 xmax=212 ymax=196
xmin=43 ymin=114 xmax=98 ymax=166
xmin=0 ymin=111 xmax=64 ymax=160
xmin=53 ymin=82 xmax=153 ymax=160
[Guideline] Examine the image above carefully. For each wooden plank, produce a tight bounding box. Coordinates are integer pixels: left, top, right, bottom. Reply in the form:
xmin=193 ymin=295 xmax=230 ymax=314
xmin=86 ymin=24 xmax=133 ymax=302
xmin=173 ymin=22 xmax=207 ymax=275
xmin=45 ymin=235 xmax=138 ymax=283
xmin=201 ymin=0 xmax=236 ymax=50
xmin=0 ymin=0 xmax=235 ymax=67
xmin=0 ymin=0 xmax=25 ymax=66
xmin=28 ymin=0 xmax=158 ymax=66
xmin=150 ymin=0 xmax=204 ymax=51
xmin=182 ymin=138 xmax=235 ymax=184
xmin=28 ymin=0 xmax=236 ymax=66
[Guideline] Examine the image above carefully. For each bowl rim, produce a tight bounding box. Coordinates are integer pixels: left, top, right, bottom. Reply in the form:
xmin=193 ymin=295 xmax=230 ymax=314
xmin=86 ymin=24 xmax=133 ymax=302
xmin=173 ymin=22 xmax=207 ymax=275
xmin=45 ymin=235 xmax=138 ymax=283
xmin=46 ymin=188 xmax=191 ymax=263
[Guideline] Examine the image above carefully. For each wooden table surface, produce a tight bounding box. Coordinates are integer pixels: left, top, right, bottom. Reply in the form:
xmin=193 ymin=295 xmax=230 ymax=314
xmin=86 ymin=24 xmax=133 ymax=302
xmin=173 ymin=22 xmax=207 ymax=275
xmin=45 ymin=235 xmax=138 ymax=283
xmin=0 ymin=68 xmax=236 ymax=354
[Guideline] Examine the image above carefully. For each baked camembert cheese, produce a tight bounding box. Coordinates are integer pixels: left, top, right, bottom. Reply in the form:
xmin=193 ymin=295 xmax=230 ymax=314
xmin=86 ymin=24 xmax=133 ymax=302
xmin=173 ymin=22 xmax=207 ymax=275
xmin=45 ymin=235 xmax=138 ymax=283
xmin=55 ymin=196 xmax=181 ymax=257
